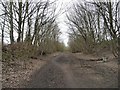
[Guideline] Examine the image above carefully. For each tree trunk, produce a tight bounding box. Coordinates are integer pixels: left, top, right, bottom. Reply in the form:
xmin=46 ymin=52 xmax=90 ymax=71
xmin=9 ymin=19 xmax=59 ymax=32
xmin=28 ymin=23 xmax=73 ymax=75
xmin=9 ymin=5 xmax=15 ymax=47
xmin=10 ymin=1 xmax=14 ymax=44
xmin=17 ymin=1 xmax=22 ymax=42
xmin=2 ymin=15 xmax=6 ymax=46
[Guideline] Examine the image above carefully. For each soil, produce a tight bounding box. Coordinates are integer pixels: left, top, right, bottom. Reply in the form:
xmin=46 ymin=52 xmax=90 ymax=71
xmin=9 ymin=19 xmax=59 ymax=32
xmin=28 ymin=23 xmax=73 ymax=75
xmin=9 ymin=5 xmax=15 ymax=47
xmin=2 ymin=55 xmax=47 ymax=88
xmin=25 ymin=53 xmax=118 ymax=88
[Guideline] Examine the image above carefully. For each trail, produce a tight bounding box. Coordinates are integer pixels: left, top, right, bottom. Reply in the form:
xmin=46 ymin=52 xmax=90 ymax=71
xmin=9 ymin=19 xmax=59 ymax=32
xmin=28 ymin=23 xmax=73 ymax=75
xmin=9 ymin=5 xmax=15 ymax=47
xmin=26 ymin=53 xmax=118 ymax=88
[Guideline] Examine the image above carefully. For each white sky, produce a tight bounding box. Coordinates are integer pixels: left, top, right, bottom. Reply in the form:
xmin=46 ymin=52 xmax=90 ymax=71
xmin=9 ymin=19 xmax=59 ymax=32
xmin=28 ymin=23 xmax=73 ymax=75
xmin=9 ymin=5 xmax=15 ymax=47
xmin=56 ymin=0 xmax=119 ymax=46
xmin=0 ymin=0 xmax=102 ymax=46
xmin=0 ymin=0 xmax=75 ymax=46
xmin=56 ymin=0 xmax=74 ymax=46
xmin=1 ymin=0 xmax=119 ymax=45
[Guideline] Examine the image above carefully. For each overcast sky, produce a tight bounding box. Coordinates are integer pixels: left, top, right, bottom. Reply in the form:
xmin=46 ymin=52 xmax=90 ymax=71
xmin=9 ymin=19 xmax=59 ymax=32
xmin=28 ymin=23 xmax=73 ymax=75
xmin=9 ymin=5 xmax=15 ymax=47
xmin=0 ymin=0 xmax=75 ymax=46
xmin=0 ymin=0 xmax=118 ymax=46
xmin=55 ymin=0 xmax=118 ymax=46
xmin=0 ymin=0 xmax=94 ymax=46
xmin=56 ymin=0 xmax=73 ymax=46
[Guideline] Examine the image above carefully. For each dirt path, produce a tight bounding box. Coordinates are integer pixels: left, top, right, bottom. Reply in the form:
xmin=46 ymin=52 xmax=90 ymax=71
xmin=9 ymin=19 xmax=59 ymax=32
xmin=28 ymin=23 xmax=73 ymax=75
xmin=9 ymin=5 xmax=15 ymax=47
xmin=26 ymin=53 xmax=118 ymax=88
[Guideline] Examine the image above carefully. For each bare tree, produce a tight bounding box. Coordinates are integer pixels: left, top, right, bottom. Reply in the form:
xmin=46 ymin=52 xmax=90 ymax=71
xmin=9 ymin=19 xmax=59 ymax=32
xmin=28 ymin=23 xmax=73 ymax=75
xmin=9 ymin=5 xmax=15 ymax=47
xmin=0 ymin=0 xmax=64 ymax=54
xmin=67 ymin=0 xmax=119 ymax=57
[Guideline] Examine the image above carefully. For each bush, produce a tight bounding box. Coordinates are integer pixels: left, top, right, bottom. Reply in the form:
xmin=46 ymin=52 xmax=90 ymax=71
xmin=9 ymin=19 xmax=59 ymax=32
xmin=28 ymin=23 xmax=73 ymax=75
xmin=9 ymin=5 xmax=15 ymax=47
xmin=2 ymin=42 xmax=39 ymax=62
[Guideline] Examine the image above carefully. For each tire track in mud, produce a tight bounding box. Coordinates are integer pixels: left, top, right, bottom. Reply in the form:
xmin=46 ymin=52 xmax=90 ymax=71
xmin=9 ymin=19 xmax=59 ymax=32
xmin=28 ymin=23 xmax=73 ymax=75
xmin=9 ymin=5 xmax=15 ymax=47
xmin=26 ymin=53 xmax=118 ymax=88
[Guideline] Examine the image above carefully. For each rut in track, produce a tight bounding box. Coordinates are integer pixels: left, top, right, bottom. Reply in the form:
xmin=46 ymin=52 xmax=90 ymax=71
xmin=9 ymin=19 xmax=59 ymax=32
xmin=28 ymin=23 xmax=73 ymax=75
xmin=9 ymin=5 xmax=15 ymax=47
xmin=26 ymin=54 xmax=78 ymax=88
xmin=26 ymin=54 xmax=118 ymax=88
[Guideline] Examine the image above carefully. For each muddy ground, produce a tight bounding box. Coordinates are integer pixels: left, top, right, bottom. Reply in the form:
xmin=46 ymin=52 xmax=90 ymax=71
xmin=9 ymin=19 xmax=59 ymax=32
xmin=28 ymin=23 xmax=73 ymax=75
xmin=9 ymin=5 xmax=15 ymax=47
xmin=2 ymin=53 xmax=118 ymax=88
xmin=26 ymin=53 xmax=118 ymax=88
